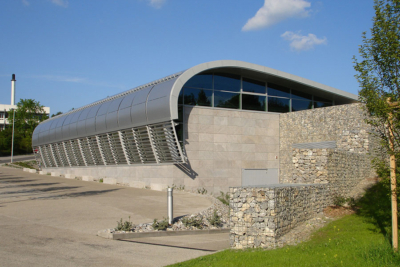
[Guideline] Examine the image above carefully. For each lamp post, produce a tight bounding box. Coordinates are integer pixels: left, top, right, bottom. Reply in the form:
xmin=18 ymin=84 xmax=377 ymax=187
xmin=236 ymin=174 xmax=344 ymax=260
xmin=387 ymin=97 xmax=399 ymax=252
xmin=10 ymin=109 xmax=15 ymax=164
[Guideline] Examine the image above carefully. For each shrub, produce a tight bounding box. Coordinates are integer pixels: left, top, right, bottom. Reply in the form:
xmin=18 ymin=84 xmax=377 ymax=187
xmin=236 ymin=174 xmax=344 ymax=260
xmin=208 ymin=210 xmax=222 ymax=227
xmin=333 ymin=194 xmax=347 ymax=207
xmin=152 ymin=218 xmax=169 ymax=230
xmin=217 ymin=191 xmax=230 ymax=206
xmin=182 ymin=216 xmax=203 ymax=229
xmin=115 ymin=216 xmax=134 ymax=231
xmin=197 ymin=188 xmax=207 ymax=195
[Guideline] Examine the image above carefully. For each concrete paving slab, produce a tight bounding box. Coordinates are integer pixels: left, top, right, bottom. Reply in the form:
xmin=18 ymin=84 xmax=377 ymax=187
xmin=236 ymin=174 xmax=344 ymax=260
xmin=0 ymin=166 xmax=229 ymax=267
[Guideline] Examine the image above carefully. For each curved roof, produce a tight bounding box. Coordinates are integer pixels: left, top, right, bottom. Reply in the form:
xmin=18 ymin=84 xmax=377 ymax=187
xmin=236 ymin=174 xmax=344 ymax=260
xmin=32 ymin=60 xmax=358 ymax=147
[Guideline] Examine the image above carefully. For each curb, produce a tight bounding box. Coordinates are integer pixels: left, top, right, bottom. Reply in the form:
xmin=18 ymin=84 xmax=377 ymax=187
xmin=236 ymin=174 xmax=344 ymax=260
xmin=97 ymin=228 xmax=230 ymax=240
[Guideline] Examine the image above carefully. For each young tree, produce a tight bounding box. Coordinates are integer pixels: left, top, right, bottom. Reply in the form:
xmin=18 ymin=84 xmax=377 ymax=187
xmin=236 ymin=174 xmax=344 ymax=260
xmin=353 ymin=0 xmax=400 ymax=251
xmin=0 ymin=99 xmax=48 ymax=155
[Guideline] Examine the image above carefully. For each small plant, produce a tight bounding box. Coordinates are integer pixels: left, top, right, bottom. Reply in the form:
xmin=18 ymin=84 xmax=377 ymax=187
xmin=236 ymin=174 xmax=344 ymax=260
xmin=333 ymin=194 xmax=347 ymax=207
xmin=171 ymin=184 xmax=185 ymax=191
xmin=152 ymin=218 xmax=169 ymax=230
xmin=208 ymin=210 xmax=222 ymax=227
xmin=197 ymin=187 xmax=207 ymax=195
xmin=182 ymin=216 xmax=203 ymax=229
xmin=99 ymin=178 xmax=103 ymax=183
xmin=115 ymin=216 xmax=134 ymax=232
xmin=217 ymin=191 xmax=230 ymax=206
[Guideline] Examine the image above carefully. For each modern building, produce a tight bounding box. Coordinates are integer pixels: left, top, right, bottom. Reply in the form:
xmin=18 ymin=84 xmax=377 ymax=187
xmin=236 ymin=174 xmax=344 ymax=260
xmin=33 ymin=60 xmax=372 ymax=193
xmin=1 ymin=74 xmax=50 ymax=131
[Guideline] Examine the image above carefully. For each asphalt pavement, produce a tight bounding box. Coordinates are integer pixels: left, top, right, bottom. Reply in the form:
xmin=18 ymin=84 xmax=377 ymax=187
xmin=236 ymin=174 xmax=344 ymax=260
xmin=0 ymin=154 xmax=36 ymax=164
xmin=0 ymin=166 xmax=229 ymax=267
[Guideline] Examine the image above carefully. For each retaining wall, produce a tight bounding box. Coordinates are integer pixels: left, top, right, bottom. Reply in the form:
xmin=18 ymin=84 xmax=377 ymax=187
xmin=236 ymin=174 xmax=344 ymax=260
xmin=229 ymin=184 xmax=330 ymax=249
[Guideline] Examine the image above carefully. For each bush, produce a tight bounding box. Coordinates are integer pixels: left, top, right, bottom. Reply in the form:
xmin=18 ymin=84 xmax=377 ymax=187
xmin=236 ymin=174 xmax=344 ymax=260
xmin=115 ymin=216 xmax=134 ymax=231
xmin=333 ymin=194 xmax=347 ymax=207
xmin=208 ymin=210 xmax=222 ymax=227
xmin=217 ymin=191 xmax=230 ymax=206
xmin=182 ymin=216 xmax=203 ymax=229
xmin=152 ymin=218 xmax=169 ymax=230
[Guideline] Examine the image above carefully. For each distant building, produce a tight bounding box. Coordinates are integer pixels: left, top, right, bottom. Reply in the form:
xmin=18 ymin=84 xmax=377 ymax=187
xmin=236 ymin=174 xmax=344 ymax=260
xmin=0 ymin=74 xmax=50 ymax=131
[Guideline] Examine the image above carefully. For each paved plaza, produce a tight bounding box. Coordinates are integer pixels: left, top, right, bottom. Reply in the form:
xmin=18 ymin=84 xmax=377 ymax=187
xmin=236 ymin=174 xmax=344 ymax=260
xmin=0 ymin=166 xmax=229 ymax=267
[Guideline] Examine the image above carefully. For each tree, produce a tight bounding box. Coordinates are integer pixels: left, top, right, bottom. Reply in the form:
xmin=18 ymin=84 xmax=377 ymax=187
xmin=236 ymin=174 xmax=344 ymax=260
xmin=0 ymin=99 xmax=48 ymax=155
xmin=353 ymin=0 xmax=400 ymax=251
xmin=51 ymin=111 xmax=63 ymax=117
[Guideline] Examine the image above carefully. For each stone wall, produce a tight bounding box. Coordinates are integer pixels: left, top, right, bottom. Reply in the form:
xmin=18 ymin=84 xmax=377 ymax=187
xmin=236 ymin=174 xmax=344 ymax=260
xmin=280 ymin=103 xmax=376 ymax=185
xmin=291 ymin=148 xmax=376 ymax=198
xmin=230 ymin=184 xmax=330 ymax=249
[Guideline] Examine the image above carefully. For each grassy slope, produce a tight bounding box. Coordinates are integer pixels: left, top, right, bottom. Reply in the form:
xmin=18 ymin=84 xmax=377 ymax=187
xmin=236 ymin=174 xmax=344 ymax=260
xmin=170 ymin=180 xmax=400 ymax=267
xmin=170 ymin=215 xmax=400 ymax=267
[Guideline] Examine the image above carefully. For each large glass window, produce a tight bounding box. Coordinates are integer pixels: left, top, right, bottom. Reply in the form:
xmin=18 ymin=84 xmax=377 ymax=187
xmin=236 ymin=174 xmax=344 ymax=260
xmin=214 ymin=73 xmax=240 ymax=92
xmin=214 ymin=91 xmax=240 ymax=109
xmin=314 ymin=96 xmax=331 ymax=103
xmin=314 ymin=101 xmax=332 ymax=109
xmin=268 ymin=97 xmax=290 ymax=113
xmin=292 ymin=89 xmax=312 ymax=101
xmin=292 ymin=99 xmax=312 ymax=111
xmin=243 ymin=78 xmax=266 ymax=94
xmin=182 ymin=88 xmax=212 ymax=106
xmin=268 ymin=83 xmax=290 ymax=98
xmin=184 ymin=73 xmax=213 ymax=89
xmin=242 ymin=94 xmax=266 ymax=111
xmin=180 ymin=73 xmax=336 ymax=113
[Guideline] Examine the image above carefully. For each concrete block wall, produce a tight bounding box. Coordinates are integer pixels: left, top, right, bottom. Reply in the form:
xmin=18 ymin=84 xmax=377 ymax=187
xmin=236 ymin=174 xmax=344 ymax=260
xmin=42 ymin=106 xmax=281 ymax=194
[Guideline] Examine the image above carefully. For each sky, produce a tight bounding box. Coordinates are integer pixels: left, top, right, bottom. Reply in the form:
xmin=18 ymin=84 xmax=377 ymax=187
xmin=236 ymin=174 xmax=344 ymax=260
xmin=0 ymin=0 xmax=375 ymax=114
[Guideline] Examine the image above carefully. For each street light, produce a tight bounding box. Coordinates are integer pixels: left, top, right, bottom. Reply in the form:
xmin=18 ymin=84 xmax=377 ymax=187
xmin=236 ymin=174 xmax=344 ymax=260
xmin=11 ymin=109 xmax=15 ymax=164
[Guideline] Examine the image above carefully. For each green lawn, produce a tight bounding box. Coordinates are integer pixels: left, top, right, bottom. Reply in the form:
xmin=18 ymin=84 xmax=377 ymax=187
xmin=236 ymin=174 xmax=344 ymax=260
xmin=169 ymin=181 xmax=400 ymax=267
xmin=170 ymin=215 xmax=400 ymax=267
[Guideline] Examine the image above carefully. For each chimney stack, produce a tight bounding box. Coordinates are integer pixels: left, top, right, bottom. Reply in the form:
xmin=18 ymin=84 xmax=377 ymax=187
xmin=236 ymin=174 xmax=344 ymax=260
xmin=11 ymin=74 xmax=16 ymax=106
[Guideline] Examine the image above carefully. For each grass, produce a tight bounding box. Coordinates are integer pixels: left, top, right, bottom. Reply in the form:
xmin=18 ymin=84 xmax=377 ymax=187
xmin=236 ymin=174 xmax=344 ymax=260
xmin=11 ymin=161 xmax=36 ymax=169
xmin=169 ymin=180 xmax=400 ymax=267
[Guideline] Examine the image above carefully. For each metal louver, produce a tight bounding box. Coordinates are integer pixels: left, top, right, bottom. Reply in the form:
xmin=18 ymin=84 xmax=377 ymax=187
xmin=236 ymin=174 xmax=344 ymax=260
xmin=34 ymin=121 xmax=185 ymax=168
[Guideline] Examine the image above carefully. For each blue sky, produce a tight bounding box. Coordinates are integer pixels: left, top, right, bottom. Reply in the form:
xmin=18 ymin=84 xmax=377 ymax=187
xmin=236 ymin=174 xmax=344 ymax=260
xmin=0 ymin=0 xmax=374 ymax=114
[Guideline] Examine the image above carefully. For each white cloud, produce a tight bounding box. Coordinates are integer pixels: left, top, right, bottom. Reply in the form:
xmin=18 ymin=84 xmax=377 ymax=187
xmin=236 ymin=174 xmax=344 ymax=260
xmin=281 ymin=31 xmax=327 ymax=51
xmin=36 ymin=75 xmax=85 ymax=83
xmin=32 ymin=75 xmax=125 ymax=89
xmin=148 ymin=0 xmax=166 ymax=9
xmin=49 ymin=0 xmax=68 ymax=8
xmin=22 ymin=0 xmax=30 ymax=6
xmin=242 ymin=0 xmax=311 ymax=31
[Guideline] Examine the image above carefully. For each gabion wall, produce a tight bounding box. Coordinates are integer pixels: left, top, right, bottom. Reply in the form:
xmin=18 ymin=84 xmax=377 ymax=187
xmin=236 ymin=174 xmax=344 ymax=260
xmin=230 ymin=185 xmax=330 ymax=249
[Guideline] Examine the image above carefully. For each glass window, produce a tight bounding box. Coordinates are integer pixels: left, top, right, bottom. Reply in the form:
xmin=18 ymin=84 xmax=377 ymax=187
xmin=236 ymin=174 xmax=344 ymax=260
xmin=174 ymin=105 xmax=184 ymax=143
xmin=178 ymin=89 xmax=184 ymax=105
xmin=268 ymin=83 xmax=290 ymax=98
xmin=268 ymin=97 xmax=290 ymax=113
xmin=292 ymin=99 xmax=312 ymax=112
xmin=182 ymin=88 xmax=212 ymax=106
xmin=292 ymin=89 xmax=312 ymax=100
xmin=314 ymin=101 xmax=332 ymax=109
xmin=243 ymin=78 xmax=266 ymax=94
xmin=314 ymin=96 xmax=331 ymax=103
xmin=214 ymin=91 xmax=240 ymax=109
xmin=214 ymin=73 xmax=240 ymax=92
xmin=184 ymin=73 xmax=213 ymax=89
xmin=242 ymin=94 xmax=266 ymax=111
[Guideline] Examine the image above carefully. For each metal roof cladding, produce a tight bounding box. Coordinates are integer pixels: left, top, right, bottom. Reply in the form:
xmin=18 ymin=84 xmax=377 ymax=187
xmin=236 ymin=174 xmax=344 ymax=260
xmin=32 ymin=60 xmax=358 ymax=147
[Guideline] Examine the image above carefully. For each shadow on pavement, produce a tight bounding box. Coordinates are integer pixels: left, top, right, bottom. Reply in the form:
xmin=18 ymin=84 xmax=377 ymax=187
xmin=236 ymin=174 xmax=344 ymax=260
xmin=36 ymin=188 xmax=121 ymax=199
xmin=118 ymin=239 xmax=217 ymax=252
xmin=0 ymin=183 xmax=60 ymax=189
